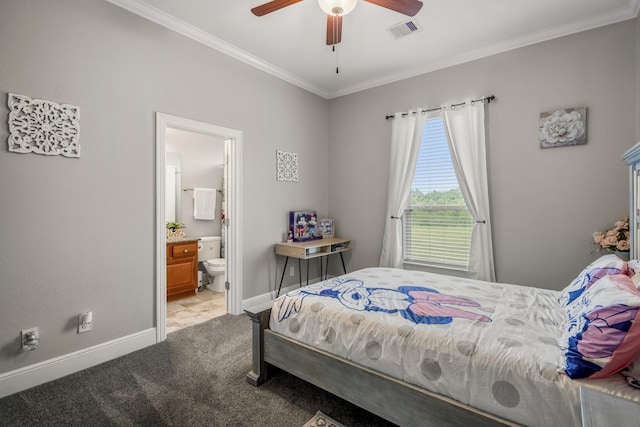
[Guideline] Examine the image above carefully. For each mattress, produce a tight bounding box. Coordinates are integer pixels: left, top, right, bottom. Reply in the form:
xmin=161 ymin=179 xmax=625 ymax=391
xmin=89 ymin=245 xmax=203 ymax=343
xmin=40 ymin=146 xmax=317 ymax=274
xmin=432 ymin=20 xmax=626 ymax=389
xmin=269 ymin=267 xmax=640 ymax=426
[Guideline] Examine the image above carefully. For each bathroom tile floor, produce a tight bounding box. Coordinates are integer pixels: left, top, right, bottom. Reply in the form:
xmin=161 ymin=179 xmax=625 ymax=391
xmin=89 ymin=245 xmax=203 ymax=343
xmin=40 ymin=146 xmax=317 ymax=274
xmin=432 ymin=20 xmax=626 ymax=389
xmin=166 ymin=288 xmax=226 ymax=334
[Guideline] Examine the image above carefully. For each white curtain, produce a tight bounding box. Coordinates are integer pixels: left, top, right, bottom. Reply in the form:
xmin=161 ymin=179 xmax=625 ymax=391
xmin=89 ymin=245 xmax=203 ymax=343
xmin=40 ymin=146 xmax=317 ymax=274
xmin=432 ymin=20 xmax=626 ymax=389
xmin=379 ymin=110 xmax=427 ymax=268
xmin=442 ymin=99 xmax=496 ymax=282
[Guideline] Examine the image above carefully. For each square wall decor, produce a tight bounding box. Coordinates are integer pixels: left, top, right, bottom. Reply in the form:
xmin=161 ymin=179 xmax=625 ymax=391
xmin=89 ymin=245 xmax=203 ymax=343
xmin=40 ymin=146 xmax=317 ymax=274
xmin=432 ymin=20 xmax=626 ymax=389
xmin=276 ymin=150 xmax=298 ymax=182
xmin=539 ymin=106 xmax=586 ymax=149
xmin=8 ymin=93 xmax=80 ymax=157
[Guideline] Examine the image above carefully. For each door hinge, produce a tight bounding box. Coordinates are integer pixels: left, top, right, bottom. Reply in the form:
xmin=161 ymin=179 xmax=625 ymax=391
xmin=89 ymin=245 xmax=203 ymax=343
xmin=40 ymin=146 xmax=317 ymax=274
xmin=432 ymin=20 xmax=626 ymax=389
xmin=225 ymin=281 xmax=230 ymax=290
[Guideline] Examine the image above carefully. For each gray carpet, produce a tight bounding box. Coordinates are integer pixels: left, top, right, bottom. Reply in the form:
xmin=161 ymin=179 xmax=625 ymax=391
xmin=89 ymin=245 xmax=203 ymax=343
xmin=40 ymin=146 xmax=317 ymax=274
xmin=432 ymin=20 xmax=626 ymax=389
xmin=0 ymin=314 xmax=395 ymax=426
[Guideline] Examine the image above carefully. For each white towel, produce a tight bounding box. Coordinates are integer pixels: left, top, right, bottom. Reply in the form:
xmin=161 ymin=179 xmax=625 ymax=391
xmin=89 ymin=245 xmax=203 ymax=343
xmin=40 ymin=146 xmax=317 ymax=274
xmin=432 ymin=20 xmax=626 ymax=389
xmin=193 ymin=188 xmax=216 ymax=220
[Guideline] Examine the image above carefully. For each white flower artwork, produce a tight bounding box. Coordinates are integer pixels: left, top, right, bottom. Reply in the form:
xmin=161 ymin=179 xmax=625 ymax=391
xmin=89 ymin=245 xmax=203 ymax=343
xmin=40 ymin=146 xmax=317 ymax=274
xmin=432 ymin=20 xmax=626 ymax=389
xmin=276 ymin=150 xmax=298 ymax=182
xmin=539 ymin=107 xmax=586 ymax=149
xmin=7 ymin=93 xmax=80 ymax=157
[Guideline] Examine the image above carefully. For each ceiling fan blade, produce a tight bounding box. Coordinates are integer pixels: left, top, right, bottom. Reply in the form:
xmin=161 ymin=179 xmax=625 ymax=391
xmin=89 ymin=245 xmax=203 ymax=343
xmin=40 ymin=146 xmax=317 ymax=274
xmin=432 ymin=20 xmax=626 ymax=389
xmin=251 ymin=0 xmax=303 ymax=17
xmin=326 ymin=15 xmax=343 ymax=46
xmin=364 ymin=0 xmax=423 ymax=16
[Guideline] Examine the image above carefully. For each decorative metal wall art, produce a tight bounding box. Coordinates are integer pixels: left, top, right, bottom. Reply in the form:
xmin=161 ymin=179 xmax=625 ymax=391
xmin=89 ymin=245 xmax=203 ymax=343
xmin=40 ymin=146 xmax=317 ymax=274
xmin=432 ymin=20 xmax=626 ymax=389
xmin=8 ymin=93 xmax=80 ymax=157
xmin=276 ymin=150 xmax=298 ymax=181
xmin=539 ymin=106 xmax=586 ymax=149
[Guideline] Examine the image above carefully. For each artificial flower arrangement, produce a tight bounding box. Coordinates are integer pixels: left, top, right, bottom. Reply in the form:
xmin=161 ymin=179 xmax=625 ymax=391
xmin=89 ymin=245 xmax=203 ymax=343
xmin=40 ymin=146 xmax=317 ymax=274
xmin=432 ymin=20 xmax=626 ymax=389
xmin=166 ymin=221 xmax=186 ymax=239
xmin=593 ymin=217 xmax=630 ymax=253
xmin=166 ymin=221 xmax=185 ymax=231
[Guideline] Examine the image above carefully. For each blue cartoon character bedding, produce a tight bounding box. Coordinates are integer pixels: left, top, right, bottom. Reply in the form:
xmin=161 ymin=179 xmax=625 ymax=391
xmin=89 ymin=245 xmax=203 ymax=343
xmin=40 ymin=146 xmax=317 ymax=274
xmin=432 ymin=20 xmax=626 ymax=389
xmin=269 ymin=267 xmax=640 ymax=427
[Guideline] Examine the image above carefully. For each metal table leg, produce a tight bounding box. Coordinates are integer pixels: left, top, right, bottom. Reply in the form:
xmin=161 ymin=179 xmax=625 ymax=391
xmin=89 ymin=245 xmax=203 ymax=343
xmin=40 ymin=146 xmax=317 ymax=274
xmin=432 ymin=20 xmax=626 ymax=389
xmin=277 ymin=256 xmax=289 ymax=297
xmin=298 ymin=258 xmax=302 ymax=288
xmin=339 ymin=252 xmax=347 ymax=274
xmin=325 ymin=257 xmax=329 ymax=279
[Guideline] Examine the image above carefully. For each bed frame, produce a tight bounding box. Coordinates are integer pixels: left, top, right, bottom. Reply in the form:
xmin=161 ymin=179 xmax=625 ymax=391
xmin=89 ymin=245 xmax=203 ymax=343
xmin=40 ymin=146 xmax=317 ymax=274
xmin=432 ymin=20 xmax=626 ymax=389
xmin=245 ymin=308 xmax=517 ymax=427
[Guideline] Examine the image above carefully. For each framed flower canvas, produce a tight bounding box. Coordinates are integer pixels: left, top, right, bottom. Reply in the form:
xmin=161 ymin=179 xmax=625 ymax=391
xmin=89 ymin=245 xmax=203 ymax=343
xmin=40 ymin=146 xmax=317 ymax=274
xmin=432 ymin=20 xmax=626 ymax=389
xmin=539 ymin=106 xmax=587 ymax=149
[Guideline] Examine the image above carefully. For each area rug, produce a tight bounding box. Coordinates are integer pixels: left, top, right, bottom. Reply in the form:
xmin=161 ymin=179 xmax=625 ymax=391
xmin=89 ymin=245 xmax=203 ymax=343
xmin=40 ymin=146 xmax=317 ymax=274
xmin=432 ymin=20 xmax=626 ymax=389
xmin=303 ymin=410 xmax=346 ymax=427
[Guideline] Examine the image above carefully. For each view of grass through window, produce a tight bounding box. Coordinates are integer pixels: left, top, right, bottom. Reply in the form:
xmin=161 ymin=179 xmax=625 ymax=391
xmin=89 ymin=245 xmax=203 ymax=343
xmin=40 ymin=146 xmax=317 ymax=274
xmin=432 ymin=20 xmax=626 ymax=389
xmin=404 ymin=117 xmax=473 ymax=267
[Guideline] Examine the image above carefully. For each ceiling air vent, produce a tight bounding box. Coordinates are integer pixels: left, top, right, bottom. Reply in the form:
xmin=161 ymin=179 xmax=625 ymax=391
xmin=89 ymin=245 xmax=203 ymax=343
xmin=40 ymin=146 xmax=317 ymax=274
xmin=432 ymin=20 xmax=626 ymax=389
xmin=387 ymin=19 xmax=422 ymax=39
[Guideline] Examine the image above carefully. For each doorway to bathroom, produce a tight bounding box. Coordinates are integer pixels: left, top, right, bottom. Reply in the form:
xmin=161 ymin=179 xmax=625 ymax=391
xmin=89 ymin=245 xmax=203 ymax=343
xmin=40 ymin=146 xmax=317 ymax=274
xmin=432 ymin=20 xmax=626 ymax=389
xmin=156 ymin=113 xmax=243 ymax=342
xmin=166 ymin=130 xmax=225 ymax=334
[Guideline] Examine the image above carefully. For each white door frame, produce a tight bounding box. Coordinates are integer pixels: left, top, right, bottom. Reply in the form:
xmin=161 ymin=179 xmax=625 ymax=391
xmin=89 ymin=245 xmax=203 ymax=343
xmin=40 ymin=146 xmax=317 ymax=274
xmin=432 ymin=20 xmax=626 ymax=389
xmin=155 ymin=112 xmax=243 ymax=342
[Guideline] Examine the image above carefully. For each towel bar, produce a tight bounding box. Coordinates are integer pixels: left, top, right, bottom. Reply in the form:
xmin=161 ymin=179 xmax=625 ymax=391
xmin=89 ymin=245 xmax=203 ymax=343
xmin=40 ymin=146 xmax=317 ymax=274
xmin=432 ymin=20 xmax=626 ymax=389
xmin=182 ymin=188 xmax=222 ymax=193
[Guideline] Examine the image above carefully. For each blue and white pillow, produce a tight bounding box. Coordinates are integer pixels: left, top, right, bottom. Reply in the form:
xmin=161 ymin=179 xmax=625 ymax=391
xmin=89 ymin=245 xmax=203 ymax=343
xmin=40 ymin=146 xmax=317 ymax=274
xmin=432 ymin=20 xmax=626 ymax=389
xmin=558 ymin=254 xmax=627 ymax=307
xmin=560 ymin=274 xmax=640 ymax=379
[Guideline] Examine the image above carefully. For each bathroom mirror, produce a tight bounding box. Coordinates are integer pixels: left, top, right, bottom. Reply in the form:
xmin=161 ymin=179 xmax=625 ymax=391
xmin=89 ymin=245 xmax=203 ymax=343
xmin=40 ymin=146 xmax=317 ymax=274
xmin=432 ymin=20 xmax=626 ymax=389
xmin=165 ymin=153 xmax=182 ymax=223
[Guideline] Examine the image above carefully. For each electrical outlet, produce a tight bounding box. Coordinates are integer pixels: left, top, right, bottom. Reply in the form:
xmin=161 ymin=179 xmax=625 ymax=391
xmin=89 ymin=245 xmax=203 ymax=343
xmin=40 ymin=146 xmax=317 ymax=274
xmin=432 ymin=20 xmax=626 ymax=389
xmin=78 ymin=312 xmax=93 ymax=333
xmin=21 ymin=327 xmax=40 ymax=351
xmin=289 ymin=266 xmax=295 ymax=277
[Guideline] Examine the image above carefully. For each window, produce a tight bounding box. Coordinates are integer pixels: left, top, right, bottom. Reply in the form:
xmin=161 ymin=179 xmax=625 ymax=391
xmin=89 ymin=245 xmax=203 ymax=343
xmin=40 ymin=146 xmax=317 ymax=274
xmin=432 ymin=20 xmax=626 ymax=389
xmin=404 ymin=117 xmax=473 ymax=269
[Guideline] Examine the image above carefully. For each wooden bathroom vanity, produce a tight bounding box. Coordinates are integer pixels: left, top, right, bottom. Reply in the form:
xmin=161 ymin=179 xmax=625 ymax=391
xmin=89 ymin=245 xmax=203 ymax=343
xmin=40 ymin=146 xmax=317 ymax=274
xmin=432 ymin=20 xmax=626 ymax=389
xmin=166 ymin=238 xmax=199 ymax=300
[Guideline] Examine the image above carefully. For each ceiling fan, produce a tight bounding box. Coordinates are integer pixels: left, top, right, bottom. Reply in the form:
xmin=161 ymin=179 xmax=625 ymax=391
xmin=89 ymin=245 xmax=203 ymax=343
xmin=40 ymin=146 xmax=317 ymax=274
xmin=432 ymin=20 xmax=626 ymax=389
xmin=251 ymin=0 xmax=423 ymax=46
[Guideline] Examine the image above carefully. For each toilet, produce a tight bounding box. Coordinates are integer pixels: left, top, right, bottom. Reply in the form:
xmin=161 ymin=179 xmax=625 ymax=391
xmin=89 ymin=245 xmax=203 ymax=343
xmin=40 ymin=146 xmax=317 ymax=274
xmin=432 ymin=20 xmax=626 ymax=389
xmin=197 ymin=236 xmax=226 ymax=293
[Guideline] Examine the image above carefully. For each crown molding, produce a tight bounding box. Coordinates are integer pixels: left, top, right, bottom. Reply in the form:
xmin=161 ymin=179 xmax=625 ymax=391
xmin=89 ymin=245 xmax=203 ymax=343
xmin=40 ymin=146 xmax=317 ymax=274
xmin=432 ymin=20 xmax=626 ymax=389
xmin=105 ymin=0 xmax=330 ymax=99
xmin=107 ymin=0 xmax=640 ymax=100
xmin=329 ymin=0 xmax=640 ymax=98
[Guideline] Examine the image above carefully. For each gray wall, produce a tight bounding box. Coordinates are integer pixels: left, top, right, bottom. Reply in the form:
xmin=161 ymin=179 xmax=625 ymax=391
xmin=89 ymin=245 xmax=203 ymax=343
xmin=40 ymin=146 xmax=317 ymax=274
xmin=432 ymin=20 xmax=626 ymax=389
xmin=0 ymin=0 xmax=328 ymax=373
xmin=0 ymin=0 xmax=638 ymax=379
xmin=637 ymin=14 xmax=640 ymax=141
xmin=328 ymin=20 xmax=637 ymax=289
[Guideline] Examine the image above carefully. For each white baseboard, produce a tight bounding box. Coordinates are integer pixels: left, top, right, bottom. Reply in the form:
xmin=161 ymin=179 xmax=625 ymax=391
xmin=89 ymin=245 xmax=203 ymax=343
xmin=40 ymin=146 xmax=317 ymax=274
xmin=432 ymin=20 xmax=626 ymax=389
xmin=241 ymin=275 xmax=331 ymax=312
xmin=1 ymin=275 xmax=334 ymax=398
xmin=0 ymin=328 xmax=156 ymax=399
xmin=242 ymin=283 xmax=297 ymax=312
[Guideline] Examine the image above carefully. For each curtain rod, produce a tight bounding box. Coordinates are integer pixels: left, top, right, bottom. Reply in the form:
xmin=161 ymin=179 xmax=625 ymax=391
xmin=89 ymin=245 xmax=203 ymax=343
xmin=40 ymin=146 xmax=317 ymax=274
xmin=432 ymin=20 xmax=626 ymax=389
xmin=385 ymin=95 xmax=496 ymax=120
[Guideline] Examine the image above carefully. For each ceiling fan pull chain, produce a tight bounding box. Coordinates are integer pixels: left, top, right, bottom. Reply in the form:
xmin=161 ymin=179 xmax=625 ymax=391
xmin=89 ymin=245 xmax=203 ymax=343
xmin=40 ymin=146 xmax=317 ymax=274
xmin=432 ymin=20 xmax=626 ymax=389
xmin=331 ymin=14 xmax=340 ymax=74
xmin=335 ymin=15 xmax=339 ymax=74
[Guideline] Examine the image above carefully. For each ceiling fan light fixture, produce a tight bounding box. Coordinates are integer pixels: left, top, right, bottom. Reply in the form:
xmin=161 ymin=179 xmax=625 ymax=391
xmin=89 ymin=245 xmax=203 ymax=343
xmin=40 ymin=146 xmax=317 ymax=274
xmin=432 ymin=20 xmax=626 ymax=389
xmin=318 ymin=0 xmax=358 ymax=16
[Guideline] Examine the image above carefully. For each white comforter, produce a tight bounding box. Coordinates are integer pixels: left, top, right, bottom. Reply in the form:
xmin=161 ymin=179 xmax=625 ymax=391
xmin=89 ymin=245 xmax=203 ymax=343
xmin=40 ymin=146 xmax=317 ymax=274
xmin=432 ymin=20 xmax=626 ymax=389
xmin=269 ymin=268 xmax=639 ymax=426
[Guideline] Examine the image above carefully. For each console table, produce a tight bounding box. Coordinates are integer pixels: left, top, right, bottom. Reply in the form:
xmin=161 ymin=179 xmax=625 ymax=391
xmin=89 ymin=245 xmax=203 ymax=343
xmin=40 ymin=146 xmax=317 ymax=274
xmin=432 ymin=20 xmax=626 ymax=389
xmin=274 ymin=237 xmax=351 ymax=297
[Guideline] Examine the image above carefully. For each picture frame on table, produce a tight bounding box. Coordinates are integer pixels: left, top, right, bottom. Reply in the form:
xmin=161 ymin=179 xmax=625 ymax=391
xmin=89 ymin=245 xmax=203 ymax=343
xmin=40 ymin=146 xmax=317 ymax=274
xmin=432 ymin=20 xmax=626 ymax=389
xmin=289 ymin=210 xmax=322 ymax=242
xmin=318 ymin=219 xmax=335 ymax=238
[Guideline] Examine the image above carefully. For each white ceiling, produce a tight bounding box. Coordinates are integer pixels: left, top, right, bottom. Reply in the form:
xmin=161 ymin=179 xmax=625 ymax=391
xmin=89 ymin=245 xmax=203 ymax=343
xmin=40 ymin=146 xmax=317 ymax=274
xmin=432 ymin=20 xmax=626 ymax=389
xmin=108 ymin=0 xmax=640 ymax=99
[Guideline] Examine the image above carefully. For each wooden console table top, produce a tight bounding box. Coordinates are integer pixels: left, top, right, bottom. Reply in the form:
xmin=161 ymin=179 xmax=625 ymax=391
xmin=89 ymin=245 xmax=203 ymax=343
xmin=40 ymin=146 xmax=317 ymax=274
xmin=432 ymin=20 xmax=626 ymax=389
xmin=274 ymin=237 xmax=351 ymax=260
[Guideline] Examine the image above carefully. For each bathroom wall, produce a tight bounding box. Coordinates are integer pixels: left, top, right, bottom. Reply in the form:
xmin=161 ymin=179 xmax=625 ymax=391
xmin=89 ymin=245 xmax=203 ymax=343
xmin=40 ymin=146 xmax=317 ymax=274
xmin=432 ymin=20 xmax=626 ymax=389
xmin=166 ymin=128 xmax=225 ymax=239
xmin=165 ymin=153 xmax=181 ymax=223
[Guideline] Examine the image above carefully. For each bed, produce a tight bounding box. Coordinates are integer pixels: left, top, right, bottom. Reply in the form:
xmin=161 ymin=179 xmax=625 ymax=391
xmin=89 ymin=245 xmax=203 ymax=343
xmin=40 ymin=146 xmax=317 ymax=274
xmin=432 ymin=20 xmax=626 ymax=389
xmin=246 ymin=263 xmax=640 ymax=426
